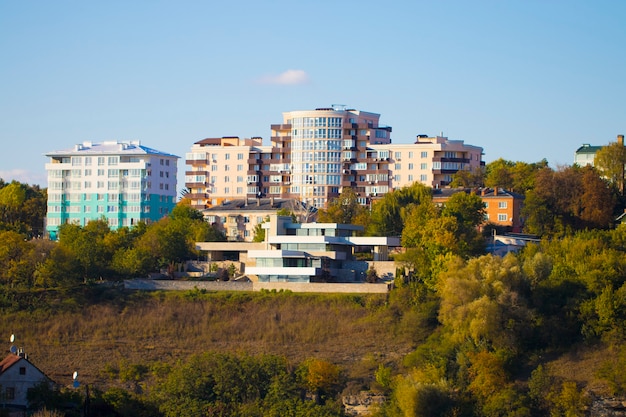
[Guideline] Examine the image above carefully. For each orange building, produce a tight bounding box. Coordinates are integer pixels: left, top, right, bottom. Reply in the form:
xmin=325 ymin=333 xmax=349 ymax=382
xmin=432 ymin=187 xmax=525 ymax=233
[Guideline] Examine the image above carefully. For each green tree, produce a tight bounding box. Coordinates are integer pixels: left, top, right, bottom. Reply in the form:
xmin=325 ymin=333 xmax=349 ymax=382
xmin=318 ymin=188 xmax=366 ymax=226
xmin=57 ymin=220 xmax=113 ymax=281
xmin=0 ymin=181 xmax=27 ymax=225
xmin=523 ymin=165 xmax=616 ymax=237
xmin=0 ymin=230 xmax=39 ymax=288
xmin=297 ymin=358 xmax=342 ymax=404
xmin=594 ymin=140 xmax=626 ymax=195
xmin=441 ymin=191 xmax=486 ymax=240
xmin=450 ymin=167 xmax=484 ymax=188
xmin=485 ymin=158 xmax=515 ymax=190
xmin=253 ymin=216 xmax=269 ymax=242
xmin=34 ymin=244 xmax=83 ymax=287
xmin=368 ymin=183 xmax=432 ymax=236
xmin=438 ymin=254 xmax=531 ymax=351
xmin=484 ymin=158 xmax=548 ymax=194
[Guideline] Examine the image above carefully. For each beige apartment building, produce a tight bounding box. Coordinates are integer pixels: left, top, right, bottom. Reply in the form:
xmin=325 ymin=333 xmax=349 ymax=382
xmin=185 ymin=106 xmax=483 ymax=210
xmin=373 ymin=135 xmax=484 ymax=191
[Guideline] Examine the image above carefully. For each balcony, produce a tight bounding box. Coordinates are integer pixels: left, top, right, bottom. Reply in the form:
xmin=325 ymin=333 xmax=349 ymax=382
xmin=433 ymin=156 xmax=471 ymax=164
xmin=271 ymin=135 xmax=291 ymax=143
xmin=186 ymin=192 xmax=210 ymax=200
xmin=185 ymin=181 xmax=208 ymax=188
xmin=185 ymin=170 xmax=209 ymax=176
xmin=185 ymin=159 xmax=209 ymax=166
xmin=270 ymin=124 xmax=292 ymax=131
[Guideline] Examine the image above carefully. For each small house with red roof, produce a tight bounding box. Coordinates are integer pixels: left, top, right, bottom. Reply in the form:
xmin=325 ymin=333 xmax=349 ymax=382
xmin=0 ymin=351 xmax=52 ymax=411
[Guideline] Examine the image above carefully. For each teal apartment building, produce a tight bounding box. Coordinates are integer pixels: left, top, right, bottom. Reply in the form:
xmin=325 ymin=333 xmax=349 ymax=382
xmin=45 ymin=141 xmax=179 ymax=239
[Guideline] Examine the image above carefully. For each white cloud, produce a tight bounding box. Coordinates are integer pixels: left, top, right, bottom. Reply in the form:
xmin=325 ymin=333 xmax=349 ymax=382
xmin=258 ymin=69 xmax=310 ymax=85
xmin=0 ymin=169 xmax=47 ymax=186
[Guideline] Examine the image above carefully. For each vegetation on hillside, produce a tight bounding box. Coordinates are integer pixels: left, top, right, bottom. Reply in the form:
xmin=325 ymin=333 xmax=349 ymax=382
xmin=3 ymin=157 xmax=626 ymax=417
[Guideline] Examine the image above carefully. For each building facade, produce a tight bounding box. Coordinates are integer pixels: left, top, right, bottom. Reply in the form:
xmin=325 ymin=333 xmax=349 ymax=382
xmin=574 ymin=134 xmax=624 ymax=167
xmin=45 ymin=141 xmax=178 ymax=239
xmin=0 ymin=352 xmax=51 ymax=411
xmin=374 ymin=135 xmax=483 ymax=191
xmin=185 ymin=106 xmax=484 ymax=209
xmin=196 ymin=215 xmax=401 ymax=283
xmin=432 ymin=187 xmax=525 ymax=233
xmin=201 ymin=197 xmax=317 ymax=242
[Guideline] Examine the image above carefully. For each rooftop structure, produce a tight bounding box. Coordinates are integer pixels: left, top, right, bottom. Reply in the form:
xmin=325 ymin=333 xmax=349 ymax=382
xmin=45 ymin=140 xmax=179 ymax=239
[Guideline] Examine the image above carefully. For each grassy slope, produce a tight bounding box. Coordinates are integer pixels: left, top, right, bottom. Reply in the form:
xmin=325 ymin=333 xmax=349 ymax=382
xmin=2 ymin=287 xmax=418 ymax=390
xmin=1 ymin=286 xmax=613 ymax=399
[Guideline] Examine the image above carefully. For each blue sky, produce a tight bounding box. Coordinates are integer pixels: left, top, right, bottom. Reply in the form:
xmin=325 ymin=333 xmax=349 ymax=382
xmin=1 ymin=1 xmax=625 ymax=191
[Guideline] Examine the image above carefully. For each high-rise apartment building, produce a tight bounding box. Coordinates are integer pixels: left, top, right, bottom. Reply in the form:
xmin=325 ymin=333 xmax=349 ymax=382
xmin=45 ymin=140 xmax=178 ymax=239
xmin=185 ymin=106 xmax=483 ymax=209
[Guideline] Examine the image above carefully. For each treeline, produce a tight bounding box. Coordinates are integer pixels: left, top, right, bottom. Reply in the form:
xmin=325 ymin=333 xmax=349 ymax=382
xmin=29 ymin=352 xmax=346 ymax=417
xmin=376 ymin=226 xmax=626 ymax=416
xmin=319 ymin=158 xmax=623 ymax=240
xmin=22 ymin=229 xmax=626 ymax=417
xmin=0 ymin=179 xmax=47 ymax=238
xmin=0 ymin=197 xmax=225 ymax=289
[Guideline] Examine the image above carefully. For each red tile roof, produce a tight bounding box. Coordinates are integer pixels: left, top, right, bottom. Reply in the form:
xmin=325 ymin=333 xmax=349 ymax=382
xmin=0 ymin=354 xmax=22 ymax=375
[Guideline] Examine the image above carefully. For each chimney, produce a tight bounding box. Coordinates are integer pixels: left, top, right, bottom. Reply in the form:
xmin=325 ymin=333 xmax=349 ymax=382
xmin=270 ymin=197 xmax=275 ymax=207
xmin=481 ymin=188 xmax=486 ymax=196
xmin=618 ymin=134 xmax=624 ymax=146
xmin=494 ymin=187 xmax=498 ymax=196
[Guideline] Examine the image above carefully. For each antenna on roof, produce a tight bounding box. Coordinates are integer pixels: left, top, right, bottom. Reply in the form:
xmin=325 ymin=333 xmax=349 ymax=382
xmin=9 ymin=334 xmax=16 ymax=355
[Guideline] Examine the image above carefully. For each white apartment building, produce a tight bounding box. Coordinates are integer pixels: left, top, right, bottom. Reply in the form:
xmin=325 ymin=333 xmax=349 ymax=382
xmin=45 ymin=140 xmax=178 ymax=239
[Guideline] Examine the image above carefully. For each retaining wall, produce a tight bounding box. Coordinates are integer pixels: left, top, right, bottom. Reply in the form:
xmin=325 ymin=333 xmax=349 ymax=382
xmin=124 ymin=279 xmax=390 ymax=294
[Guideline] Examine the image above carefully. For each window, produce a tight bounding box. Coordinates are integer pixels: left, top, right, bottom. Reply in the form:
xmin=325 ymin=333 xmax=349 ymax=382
xmin=420 ymin=163 xmax=427 ymax=170
xmin=408 ymin=175 xmax=414 ymax=181
xmin=225 ymin=154 xmax=230 ymax=160
xmin=421 ymin=151 xmax=428 ymax=158
xmin=498 ymin=201 xmax=508 ymax=209
xmin=408 ymin=152 xmax=414 ymax=158
xmin=408 ymin=163 xmax=414 ymax=170
xmin=498 ymin=214 xmax=508 ymax=222
xmin=420 ymin=174 xmax=427 ymax=181
xmin=19 ymin=367 xmax=25 ymax=375
xmin=6 ymin=387 xmax=14 ymax=400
